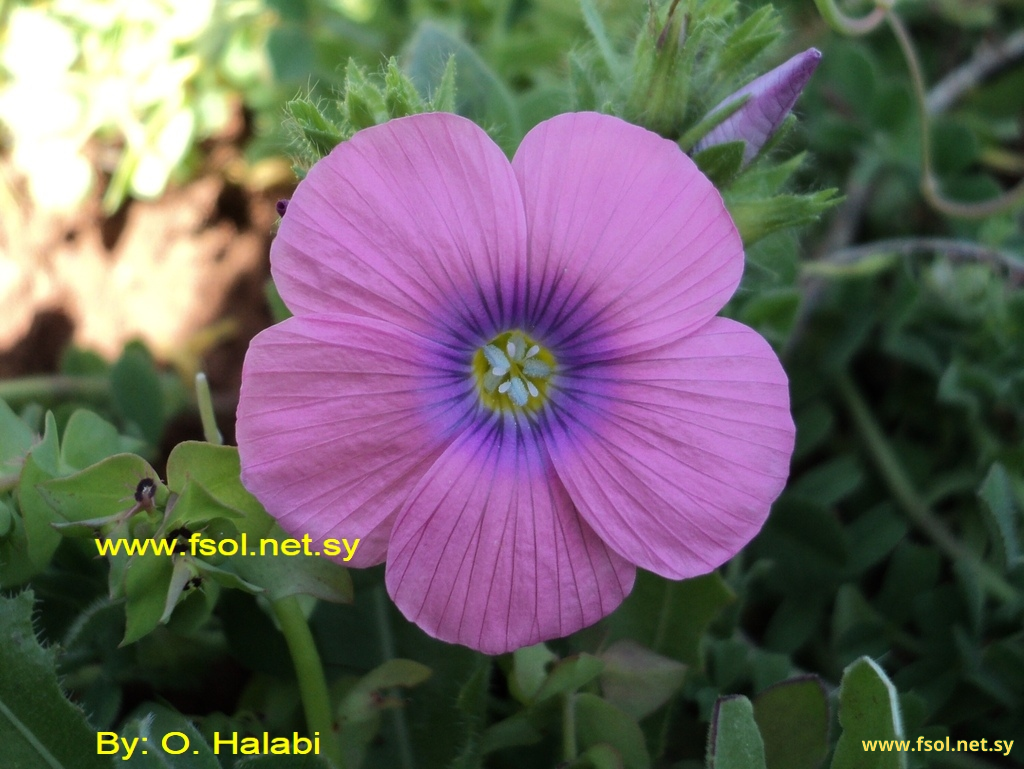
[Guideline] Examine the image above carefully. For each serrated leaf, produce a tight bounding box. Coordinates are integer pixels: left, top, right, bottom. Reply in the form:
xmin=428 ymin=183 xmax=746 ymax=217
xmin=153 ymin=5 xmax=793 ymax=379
xmin=752 ymin=676 xmax=829 ymax=769
xmin=707 ymin=695 xmax=767 ymax=769
xmin=727 ymin=189 xmax=841 ymax=246
xmin=831 ymin=657 xmax=906 ymax=769
xmin=575 ymin=693 xmax=650 ymax=769
xmin=0 ymin=591 xmax=116 ymax=769
xmin=449 ymin=657 xmax=491 ymax=769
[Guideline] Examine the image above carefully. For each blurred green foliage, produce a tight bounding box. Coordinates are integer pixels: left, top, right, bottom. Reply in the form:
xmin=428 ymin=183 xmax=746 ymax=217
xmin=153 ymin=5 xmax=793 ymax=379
xmin=1 ymin=0 xmax=1023 ymax=767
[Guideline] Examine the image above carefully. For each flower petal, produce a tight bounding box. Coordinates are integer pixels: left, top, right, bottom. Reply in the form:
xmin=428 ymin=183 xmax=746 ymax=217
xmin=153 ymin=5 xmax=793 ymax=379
xmin=386 ymin=417 xmax=635 ymax=654
xmin=236 ymin=314 xmax=474 ymax=566
xmin=544 ymin=317 xmax=795 ymax=579
xmin=512 ymin=112 xmax=743 ymax=359
xmin=272 ymin=113 xmax=528 ymax=340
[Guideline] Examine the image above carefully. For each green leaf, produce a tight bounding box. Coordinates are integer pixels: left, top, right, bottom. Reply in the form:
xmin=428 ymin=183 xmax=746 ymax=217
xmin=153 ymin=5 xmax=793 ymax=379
xmin=533 ymin=653 xmax=604 ymax=704
xmin=752 ymin=676 xmax=829 ymax=769
xmin=38 ymin=454 xmax=163 ymax=524
xmin=693 ymin=142 xmax=747 ymax=188
xmin=236 ymin=758 xmax=334 ymax=769
xmin=575 ymin=693 xmax=650 ymax=769
xmin=599 ymin=640 xmax=687 ymax=720
xmin=0 ymin=590 xmax=116 ymax=769
xmin=727 ymin=189 xmax=841 ymax=246
xmin=579 ymin=0 xmax=623 ymax=78
xmin=607 ymin=570 xmax=735 ymax=667
xmin=403 ymin=21 xmax=521 ymax=151
xmin=122 ymin=552 xmax=175 ymax=644
xmin=110 ymin=343 xmax=166 ymax=445
xmin=511 ymin=643 xmax=558 ymax=703
xmin=165 ymin=442 xmax=273 ymax=538
xmin=831 ymin=657 xmax=907 ymax=769
xmin=7 ymin=413 xmax=61 ymax=582
xmin=707 ymin=695 xmax=767 ymax=769
xmin=118 ymin=704 xmax=219 ymax=768
xmin=0 ymin=398 xmax=35 ymax=478
xmin=978 ymin=463 xmax=1021 ymax=568
xmin=60 ymin=410 xmax=144 ymax=472
xmin=576 ymin=744 xmax=625 ymax=769
xmin=228 ymin=523 xmax=354 ymax=603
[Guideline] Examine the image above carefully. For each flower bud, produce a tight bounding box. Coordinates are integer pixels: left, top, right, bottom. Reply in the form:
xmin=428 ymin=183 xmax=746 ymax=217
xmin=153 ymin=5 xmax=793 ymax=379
xmin=694 ymin=48 xmax=821 ymax=164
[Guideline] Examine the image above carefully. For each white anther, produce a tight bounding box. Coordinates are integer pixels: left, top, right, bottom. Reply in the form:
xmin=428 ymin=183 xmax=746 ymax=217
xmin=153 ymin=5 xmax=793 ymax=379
xmin=498 ymin=381 xmax=511 ymax=394
xmin=526 ymin=345 xmax=540 ymax=358
xmin=483 ymin=344 xmax=510 ymax=376
xmin=506 ymin=340 xmax=517 ymax=359
xmin=507 ymin=377 xmax=528 ymax=407
xmin=527 ymin=380 xmax=539 ymax=398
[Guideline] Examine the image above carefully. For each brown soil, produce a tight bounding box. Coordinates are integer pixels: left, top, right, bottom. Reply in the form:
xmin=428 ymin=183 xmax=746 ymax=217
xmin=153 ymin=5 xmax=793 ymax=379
xmin=0 ymin=115 xmax=294 ymax=404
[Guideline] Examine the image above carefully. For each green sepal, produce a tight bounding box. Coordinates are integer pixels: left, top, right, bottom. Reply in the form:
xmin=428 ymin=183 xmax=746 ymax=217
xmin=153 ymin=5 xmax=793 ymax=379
xmin=727 ymin=188 xmax=841 ymax=246
xmin=285 ymin=99 xmax=346 ymax=166
xmin=693 ymin=141 xmax=747 ymax=188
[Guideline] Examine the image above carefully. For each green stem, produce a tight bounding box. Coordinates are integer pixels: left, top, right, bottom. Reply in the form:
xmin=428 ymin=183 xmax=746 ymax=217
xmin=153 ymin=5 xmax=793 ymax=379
xmin=271 ymin=596 xmax=344 ymax=769
xmin=562 ymin=692 xmax=578 ymax=763
xmin=0 ymin=375 xmax=109 ymax=406
xmin=835 ymin=372 xmax=1017 ymax=605
xmin=812 ymin=0 xmax=889 ymax=36
xmin=887 ymin=12 xmax=1024 ymax=218
xmin=194 ymin=373 xmax=222 ymax=445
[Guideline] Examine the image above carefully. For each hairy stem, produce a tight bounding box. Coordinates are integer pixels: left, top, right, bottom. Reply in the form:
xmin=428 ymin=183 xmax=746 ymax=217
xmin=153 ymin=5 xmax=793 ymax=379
xmin=812 ymin=0 xmax=888 ymax=36
xmin=271 ymin=596 xmax=344 ymax=769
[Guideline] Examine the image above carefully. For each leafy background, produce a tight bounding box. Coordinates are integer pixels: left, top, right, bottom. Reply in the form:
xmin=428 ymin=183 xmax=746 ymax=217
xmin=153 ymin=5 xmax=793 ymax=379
xmin=0 ymin=0 xmax=1022 ymax=768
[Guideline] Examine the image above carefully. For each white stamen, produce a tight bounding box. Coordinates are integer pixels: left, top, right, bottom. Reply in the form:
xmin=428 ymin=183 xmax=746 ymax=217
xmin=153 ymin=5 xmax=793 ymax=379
xmin=526 ymin=345 xmax=540 ymax=358
xmin=498 ymin=381 xmax=511 ymax=394
xmin=506 ymin=340 xmax=517 ymax=359
xmin=526 ymin=380 xmax=539 ymax=398
xmin=483 ymin=344 xmax=510 ymax=376
xmin=507 ymin=377 xmax=528 ymax=407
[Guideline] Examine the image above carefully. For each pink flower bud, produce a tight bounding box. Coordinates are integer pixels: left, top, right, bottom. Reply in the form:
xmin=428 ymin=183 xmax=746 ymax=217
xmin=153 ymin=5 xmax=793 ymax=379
xmin=695 ymin=48 xmax=821 ymax=164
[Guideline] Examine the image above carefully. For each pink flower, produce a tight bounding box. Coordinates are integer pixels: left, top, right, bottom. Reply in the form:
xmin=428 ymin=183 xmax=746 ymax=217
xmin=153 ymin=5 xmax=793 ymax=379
xmin=695 ymin=48 xmax=822 ymax=164
xmin=236 ymin=112 xmax=795 ymax=654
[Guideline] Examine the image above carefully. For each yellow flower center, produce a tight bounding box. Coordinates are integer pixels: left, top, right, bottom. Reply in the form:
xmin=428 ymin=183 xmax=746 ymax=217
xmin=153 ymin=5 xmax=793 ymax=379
xmin=472 ymin=331 xmax=556 ymax=412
